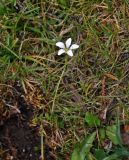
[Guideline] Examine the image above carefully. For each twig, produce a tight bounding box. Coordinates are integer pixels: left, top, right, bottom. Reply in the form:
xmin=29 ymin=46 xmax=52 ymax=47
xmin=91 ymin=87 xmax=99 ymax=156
xmin=40 ymin=124 xmax=44 ymax=160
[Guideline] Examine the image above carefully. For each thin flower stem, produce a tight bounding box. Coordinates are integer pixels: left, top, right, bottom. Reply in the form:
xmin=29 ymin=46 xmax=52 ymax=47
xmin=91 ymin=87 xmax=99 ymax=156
xmin=51 ymin=58 xmax=68 ymax=113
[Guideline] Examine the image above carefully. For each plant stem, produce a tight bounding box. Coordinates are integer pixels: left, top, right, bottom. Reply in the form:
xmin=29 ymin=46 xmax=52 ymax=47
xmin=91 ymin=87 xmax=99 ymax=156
xmin=51 ymin=58 xmax=68 ymax=113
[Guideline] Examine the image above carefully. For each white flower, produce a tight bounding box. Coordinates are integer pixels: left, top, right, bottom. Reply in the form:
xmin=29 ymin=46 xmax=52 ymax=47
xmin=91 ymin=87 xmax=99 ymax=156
xmin=56 ymin=38 xmax=79 ymax=57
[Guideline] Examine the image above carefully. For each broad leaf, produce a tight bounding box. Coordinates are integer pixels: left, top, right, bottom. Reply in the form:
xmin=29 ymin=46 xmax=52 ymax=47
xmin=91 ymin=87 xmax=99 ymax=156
xmin=102 ymin=147 xmax=129 ymax=160
xmin=102 ymin=153 xmax=120 ymax=160
xmin=85 ymin=112 xmax=100 ymax=127
xmin=106 ymin=125 xmax=119 ymax=145
xmin=71 ymin=132 xmax=96 ymax=160
xmin=95 ymin=149 xmax=106 ymax=160
xmin=99 ymin=128 xmax=106 ymax=140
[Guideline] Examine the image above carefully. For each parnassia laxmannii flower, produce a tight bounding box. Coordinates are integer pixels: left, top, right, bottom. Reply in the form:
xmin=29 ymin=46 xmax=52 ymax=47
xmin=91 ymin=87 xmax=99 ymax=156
xmin=56 ymin=38 xmax=79 ymax=57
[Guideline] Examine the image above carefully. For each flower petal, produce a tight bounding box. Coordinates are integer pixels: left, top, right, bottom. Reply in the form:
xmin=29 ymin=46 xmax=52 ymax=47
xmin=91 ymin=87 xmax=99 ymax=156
xmin=56 ymin=42 xmax=65 ymax=48
xmin=70 ymin=44 xmax=79 ymax=50
xmin=66 ymin=38 xmax=72 ymax=48
xmin=67 ymin=50 xmax=73 ymax=57
xmin=58 ymin=49 xmax=65 ymax=55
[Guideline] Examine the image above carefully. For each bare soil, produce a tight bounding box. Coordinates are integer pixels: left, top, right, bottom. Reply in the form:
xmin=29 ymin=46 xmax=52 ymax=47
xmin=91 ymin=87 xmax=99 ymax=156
xmin=0 ymin=86 xmax=55 ymax=160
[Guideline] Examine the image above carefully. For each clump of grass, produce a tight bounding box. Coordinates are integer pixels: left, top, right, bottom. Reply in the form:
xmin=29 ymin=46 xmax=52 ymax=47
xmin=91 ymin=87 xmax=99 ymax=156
xmin=0 ymin=0 xmax=129 ymax=159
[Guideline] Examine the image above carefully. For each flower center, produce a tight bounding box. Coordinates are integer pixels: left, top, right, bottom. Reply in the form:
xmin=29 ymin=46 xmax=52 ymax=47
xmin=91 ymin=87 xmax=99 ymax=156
xmin=65 ymin=48 xmax=69 ymax=52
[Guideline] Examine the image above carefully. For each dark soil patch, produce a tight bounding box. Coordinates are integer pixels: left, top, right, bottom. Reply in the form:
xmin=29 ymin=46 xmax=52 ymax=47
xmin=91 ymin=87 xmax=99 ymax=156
xmin=0 ymin=86 xmax=55 ymax=160
xmin=0 ymin=101 xmax=40 ymax=160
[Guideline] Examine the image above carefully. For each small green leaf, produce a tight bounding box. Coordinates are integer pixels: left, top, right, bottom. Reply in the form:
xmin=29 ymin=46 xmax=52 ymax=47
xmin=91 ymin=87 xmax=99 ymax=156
xmin=71 ymin=132 xmax=96 ymax=160
xmin=0 ymin=6 xmax=7 ymax=15
xmin=95 ymin=149 xmax=106 ymax=160
xmin=71 ymin=147 xmax=80 ymax=160
xmin=106 ymin=125 xmax=119 ymax=145
xmin=85 ymin=112 xmax=101 ymax=127
xmin=58 ymin=118 xmax=65 ymax=128
xmin=102 ymin=153 xmax=120 ymax=160
xmin=99 ymin=128 xmax=106 ymax=139
xmin=114 ymin=147 xmax=129 ymax=157
xmin=102 ymin=147 xmax=129 ymax=160
xmin=58 ymin=0 xmax=68 ymax=7
xmin=86 ymin=152 xmax=96 ymax=160
xmin=11 ymin=0 xmax=17 ymax=6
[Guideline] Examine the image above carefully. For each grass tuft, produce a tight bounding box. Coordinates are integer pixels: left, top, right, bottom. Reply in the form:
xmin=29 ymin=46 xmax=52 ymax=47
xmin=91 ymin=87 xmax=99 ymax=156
xmin=0 ymin=0 xmax=129 ymax=159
